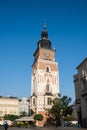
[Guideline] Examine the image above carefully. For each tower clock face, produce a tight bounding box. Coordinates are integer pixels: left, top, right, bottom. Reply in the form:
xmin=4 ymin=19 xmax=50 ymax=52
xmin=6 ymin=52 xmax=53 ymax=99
xmin=44 ymin=50 xmax=50 ymax=57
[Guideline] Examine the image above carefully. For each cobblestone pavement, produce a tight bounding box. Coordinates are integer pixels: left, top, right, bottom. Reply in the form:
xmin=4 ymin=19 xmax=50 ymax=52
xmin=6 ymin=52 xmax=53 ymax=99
xmin=0 ymin=126 xmax=87 ymax=130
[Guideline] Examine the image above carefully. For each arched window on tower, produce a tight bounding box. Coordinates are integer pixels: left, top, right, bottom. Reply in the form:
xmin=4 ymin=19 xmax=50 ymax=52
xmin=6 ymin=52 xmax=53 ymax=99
xmin=46 ymin=67 xmax=49 ymax=72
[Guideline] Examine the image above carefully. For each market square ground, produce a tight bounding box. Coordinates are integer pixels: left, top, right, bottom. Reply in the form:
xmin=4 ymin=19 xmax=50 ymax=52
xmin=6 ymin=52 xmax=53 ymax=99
xmin=0 ymin=126 xmax=86 ymax=130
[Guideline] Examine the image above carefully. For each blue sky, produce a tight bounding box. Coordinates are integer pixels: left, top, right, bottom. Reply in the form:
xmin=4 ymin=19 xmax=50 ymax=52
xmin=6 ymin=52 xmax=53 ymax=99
xmin=0 ymin=0 xmax=87 ymax=102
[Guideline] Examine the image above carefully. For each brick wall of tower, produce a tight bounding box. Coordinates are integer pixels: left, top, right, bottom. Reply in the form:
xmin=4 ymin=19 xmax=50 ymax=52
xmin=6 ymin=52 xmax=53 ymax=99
xmin=37 ymin=111 xmax=47 ymax=126
xmin=38 ymin=61 xmax=57 ymax=71
xmin=34 ymin=48 xmax=55 ymax=61
xmin=39 ymin=48 xmax=55 ymax=61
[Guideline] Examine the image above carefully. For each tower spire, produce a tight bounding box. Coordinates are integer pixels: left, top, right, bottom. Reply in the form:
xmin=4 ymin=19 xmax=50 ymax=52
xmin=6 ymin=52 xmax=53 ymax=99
xmin=41 ymin=22 xmax=48 ymax=39
xmin=43 ymin=22 xmax=46 ymax=30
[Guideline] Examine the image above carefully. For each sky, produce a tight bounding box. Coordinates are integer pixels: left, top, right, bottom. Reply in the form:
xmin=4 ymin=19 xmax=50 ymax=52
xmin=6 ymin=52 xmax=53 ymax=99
xmin=0 ymin=0 xmax=87 ymax=102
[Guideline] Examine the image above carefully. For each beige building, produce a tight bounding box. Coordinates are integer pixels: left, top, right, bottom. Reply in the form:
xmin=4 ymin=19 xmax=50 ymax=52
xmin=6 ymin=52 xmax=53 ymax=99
xmin=30 ymin=24 xmax=59 ymax=126
xmin=0 ymin=96 xmax=19 ymax=117
xmin=73 ymin=58 xmax=87 ymax=128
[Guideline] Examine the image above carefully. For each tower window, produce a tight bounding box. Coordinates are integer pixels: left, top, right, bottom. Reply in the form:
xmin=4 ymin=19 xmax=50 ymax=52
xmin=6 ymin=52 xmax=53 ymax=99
xmin=47 ymin=98 xmax=51 ymax=105
xmin=46 ymin=67 xmax=49 ymax=72
xmin=46 ymin=84 xmax=49 ymax=92
xmin=82 ymin=78 xmax=87 ymax=90
xmin=33 ymin=98 xmax=35 ymax=105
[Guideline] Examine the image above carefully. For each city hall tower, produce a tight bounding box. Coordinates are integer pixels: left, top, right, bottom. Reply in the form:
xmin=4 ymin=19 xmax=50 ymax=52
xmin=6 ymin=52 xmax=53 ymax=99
xmin=30 ymin=24 xmax=59 ymax=125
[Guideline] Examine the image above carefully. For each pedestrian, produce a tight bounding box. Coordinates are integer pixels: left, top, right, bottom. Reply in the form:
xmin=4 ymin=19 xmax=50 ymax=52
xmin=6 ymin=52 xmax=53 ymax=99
xmin=4 ymin=122 xmax=8 ymax=130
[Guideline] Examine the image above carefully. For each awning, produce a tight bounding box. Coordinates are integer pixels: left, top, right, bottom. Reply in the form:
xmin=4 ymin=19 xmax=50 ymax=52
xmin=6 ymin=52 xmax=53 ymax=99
xmin=15 ymin=116 xmax=34 ymax=122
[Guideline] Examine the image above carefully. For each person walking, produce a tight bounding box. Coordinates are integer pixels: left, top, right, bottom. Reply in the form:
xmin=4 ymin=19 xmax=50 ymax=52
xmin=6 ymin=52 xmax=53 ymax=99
xmin=4 ymin=122 xmax=8 ymax=130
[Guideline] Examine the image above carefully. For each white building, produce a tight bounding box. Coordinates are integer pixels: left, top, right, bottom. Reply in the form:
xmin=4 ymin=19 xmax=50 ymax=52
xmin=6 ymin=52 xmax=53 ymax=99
xmin=19 ymin=97 xmax=29 ymax=116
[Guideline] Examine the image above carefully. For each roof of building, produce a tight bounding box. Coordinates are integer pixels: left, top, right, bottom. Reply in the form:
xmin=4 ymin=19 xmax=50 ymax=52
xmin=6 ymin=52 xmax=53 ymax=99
xmin=0 ymin=96 xmax=18 ymax=99
xmin=33 ymin=24 xmax=53 ymax=57
xmin=44 ymin=92 xmax=53 ymax=96
xmin=76 ymin=57 xmax=87 ymax=69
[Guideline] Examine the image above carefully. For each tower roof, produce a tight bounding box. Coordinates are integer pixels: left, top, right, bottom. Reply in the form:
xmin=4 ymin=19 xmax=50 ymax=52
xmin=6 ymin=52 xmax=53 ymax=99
xmin=41 ymin=23 xmax=48 ymax=39
xmin=37 ymin=24 xmax=51 ymax=49
xmin=33 ymin=24 xmax=53 ymax=56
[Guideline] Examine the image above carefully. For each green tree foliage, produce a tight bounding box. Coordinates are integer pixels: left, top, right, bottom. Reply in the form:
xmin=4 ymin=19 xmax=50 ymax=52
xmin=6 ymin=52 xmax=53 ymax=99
xmin=4 ymin=114 xmax=19 ymax=121
xmin=33 ymin=114 xmax=43 ymax=121
xmin=49 ymin=95 xmax=73 ymax=125
xmin=49 ymin=98 xmax=60 ymax=116
xmin=60 ymin=96 xmax=73 ymax=116
xmin=20 ymin=111 xmax=27 ymax=117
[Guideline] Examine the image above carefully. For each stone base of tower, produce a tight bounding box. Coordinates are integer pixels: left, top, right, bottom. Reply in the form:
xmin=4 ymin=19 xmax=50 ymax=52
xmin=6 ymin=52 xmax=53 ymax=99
xmin=35 ymin=111 xmax=47 ymax=127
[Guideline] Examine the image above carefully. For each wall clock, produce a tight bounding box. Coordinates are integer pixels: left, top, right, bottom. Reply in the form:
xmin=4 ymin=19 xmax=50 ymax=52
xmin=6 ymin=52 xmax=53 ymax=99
xmin=44 ymin=50 xmax=50 ymax=57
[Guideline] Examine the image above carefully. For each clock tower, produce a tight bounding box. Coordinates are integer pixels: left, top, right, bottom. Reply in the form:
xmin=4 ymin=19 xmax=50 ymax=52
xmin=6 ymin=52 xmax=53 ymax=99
xmin=30 ymin=24 xmax=59 ymax=126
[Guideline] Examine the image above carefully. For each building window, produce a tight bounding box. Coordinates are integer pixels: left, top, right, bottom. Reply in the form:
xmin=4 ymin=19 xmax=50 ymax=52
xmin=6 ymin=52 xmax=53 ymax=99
xmin=33 ymin=98 xmax=35 ymax=105
xmin=10 ymin=111 xmax=12 ymax=114
xmin=46 ymin=84 xmax=49 ymax=92
xmin=0 ymin=111 xmax=2 ymax=115
xmin=14 ymin=111 xmax=16 ymax=114
xmin=47 ymin=98 xmax=51 ymax=105
xmin=82 ymin=78 xmax=87 ymax=90
xmin=20 ymin=107 xmax=22 ymax=111
xmin=85 ymin=98 xmax=87 ymax=105
xmin=46 ymin=67 xmax=49 ymax=72
xmin=4 ymin=111 xmax=7 ymax=114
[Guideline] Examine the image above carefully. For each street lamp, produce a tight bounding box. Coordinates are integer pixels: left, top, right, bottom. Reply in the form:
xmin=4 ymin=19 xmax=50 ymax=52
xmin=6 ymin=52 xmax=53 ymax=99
xmin=60 ymin=109 xmax=63 ymax=126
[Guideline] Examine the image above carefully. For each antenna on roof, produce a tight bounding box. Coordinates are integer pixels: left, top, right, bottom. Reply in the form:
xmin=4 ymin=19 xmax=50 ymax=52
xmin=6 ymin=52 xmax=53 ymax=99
xmin=43 ymin=19 xmax=46 ymax=30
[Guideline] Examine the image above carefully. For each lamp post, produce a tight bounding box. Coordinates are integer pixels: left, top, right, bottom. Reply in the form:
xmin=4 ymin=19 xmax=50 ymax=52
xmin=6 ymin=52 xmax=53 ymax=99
xmin=60 ymin=109 xmax=63 ymax=126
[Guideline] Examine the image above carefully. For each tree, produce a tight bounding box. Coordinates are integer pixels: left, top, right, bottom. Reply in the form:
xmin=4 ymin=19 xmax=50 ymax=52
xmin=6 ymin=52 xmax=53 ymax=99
xmin=49 ymin=98 xmax=61 ymax=126
xmin=60 ymin=96 xmax=73 ymax=117
xmin=20 ymin=111 xmax=27 ymax=117
xmin=33 ymin=114 xmax=43 ymax=121
xmin=48 ymin=95 xmax=73 ymax=126
xmin=4 ymin=114 xmax=19 ymax=121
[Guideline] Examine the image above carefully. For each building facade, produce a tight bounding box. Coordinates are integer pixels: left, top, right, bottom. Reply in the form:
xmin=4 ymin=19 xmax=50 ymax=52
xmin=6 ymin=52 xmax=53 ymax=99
xmin=19 ymin=97 xmax=29 ymax=116
xmin=0 ymin=96 xmax=19 ymax=117
xmin=30 ymin=25 xmax=59 ymax=126
xmin=73 ymin=58 xmax=87 ymax=128
xmin=70 ymin=102 xmax=78 ymax=121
